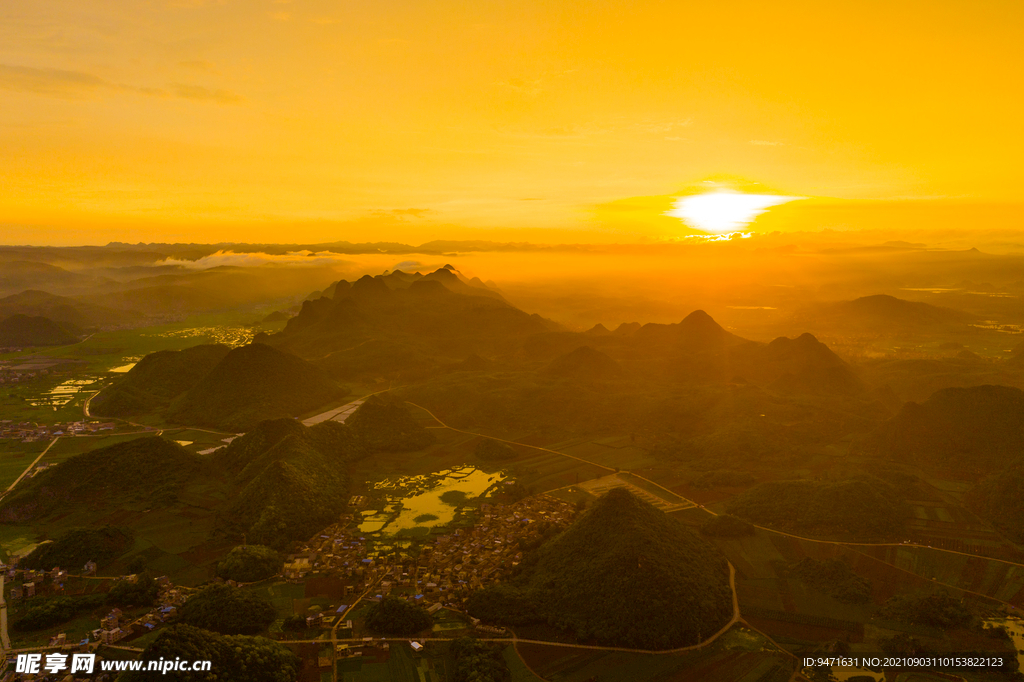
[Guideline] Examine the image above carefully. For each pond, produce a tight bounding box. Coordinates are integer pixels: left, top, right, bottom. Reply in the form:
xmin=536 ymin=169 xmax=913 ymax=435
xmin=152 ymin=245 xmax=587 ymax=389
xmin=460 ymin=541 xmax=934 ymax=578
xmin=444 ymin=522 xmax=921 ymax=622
xmin=26 ymin=378 xmax=97 ymax=408
xmin=985 ymin=617 xmax=1024 ymax=670
xmin=358 ymin=466 xmax=505 ymax=535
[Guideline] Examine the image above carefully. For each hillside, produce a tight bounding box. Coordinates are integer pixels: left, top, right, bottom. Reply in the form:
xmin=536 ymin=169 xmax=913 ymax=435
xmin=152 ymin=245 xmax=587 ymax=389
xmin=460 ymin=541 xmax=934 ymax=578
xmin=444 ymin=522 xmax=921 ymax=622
xmin=795 ymin=294 xmax=976 ymax=333
xmin=519 ymin=489 xmax=732 ymax=649
xmin=20 ymin=527 xmax=133 ymax=570
xmin=167 ymin=343 xmax=347 ymax=431
xmin=968 ymin=465 xmax=1024 ymax=543
xmin=0 ymin=289 xmax=141 ymax=328
xmin=543 ymin=346 xmax=622 ymax=380
xmin=214 ymin=419 xmax=361 ymax=547
xmin=344 ymin=395 xmax=436 ymax=452
xmin=726 ymin=476 xmax=908 ymax=538
xmin=90 ymin=343 xmax=231 ymax=417
xmin=869 ymin=384 xmax=1024 ymax=476
xmin=0 ymin=437 xmax=205 ymax=523
xmin=0 ymin=314 xmax=79 ymax=347
xmin=732 ymin=333 xmax=863 ymax=395
xmin=267 ymin=268 xmax=557 ymax=367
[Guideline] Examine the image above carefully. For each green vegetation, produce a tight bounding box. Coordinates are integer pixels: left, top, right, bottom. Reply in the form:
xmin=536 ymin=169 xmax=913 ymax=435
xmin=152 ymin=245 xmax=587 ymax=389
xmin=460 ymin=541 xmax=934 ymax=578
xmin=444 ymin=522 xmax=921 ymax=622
xmin=123 ymin=624 xmax=300 ymax=682
xmin=475 ymin=438 xmax=517 ymax=461
xmin=789 ymin=557 xmax=871 ymax=604
xmin=215 ymin=419 xmax=357 ymax=548
xmin=441 ymin=490 xmax=469 ymax=505
xmin=449 ymin=638 xmax=511 ymax=682
xmin=178 ymin=584 xmax=276 ymax=635
xmin=726 ymin=476 xmax=908 ymax=537
xmin=0 ymin=437 xmax=205 ymax=523
xmin=700 ymin=514 xmax=754 ymax=537
xmin=543 ymin=345 xmax=622 ymax=380
xmin=13 ymin=594 xmax=104 ymax=631
xmin=167 ymin=342 xmax=347 ymax=431
xmin=90 ymin=343 xmax=229 ymax=417
xmin=363 ymin=595 xmax=432 ymax=635
xmin=216 ymin=545 xmax=283 ymax=583
xmin=870 ymin=385 xmax=1024 ymax=476
xmin=0 ymin=314 xmax=79 ymax=346
xmin=345 ymin=394 xmax=436 ymax=452
xmin=968 ymin=464 xmax=1024 ymax=542
xmin=107 ymin=573 xmax=159 ymax=607
xmin=413 ymin=513 xmax=439 ymax=523
xmin=741 ymin=606 xmax=860 ymax=633
xmin=477 ymin=488 xmax=732 ymax=649
xmin=282 ymin=614 xmax=306 ymax=631
xmin=20 ymin=526 xmax=133 ymax=570
xmin=877 ymin=591 xmax=973 ymax=630
xmin=465 ymin=585 xmax=540 ymax=626
xmin=691 ymin=470 xmax=755 ymax=489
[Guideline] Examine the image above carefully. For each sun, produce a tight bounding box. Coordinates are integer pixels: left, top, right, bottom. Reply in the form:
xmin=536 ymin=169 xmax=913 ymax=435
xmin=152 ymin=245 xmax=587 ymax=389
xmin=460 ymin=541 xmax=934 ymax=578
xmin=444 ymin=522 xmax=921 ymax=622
xmin=665 ymin=191 xmax=800 ymax=234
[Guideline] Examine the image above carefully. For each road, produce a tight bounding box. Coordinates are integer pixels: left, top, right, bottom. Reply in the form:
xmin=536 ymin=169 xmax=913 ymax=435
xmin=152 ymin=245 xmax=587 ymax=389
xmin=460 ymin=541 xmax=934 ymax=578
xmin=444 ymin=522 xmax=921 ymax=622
xmin=310 ymin=563 xmax=741 ymax=655
xmin=407 ymin=401 xmax=1024 ymax=570
xmin=406 ymin=401 xmax=694 ymax=509
xmin=304 ymin=387 xmax=401 ymax=427
xmin=330 ymin=573 xmax=386 ymax=682
xmin=1 ymin=436 xmax=59 ymax=500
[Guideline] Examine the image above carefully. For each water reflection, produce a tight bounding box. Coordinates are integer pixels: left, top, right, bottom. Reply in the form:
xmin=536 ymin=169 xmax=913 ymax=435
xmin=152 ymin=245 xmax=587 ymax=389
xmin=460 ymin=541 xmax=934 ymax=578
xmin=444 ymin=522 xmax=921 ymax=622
xmin=985 ymin=617 xmax=1024 ymax=669
xmin=27 ymin=378 xmax=96 ymax=408
xmin=358 ymin=466 xmax=504 ymax=535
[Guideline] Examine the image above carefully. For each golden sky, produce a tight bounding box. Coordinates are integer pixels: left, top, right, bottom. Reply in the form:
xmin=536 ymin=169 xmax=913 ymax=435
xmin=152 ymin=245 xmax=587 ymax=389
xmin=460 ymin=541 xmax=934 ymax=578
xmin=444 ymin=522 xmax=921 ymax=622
xmin=2 ymin=0 xmax=1022 ymax=244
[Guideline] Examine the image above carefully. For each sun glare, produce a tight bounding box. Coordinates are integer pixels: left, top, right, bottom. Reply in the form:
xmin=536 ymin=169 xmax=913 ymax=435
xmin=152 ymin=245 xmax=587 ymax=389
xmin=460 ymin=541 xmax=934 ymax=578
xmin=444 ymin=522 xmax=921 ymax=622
xmin=665 ymin=191 xmax=800 ymax=234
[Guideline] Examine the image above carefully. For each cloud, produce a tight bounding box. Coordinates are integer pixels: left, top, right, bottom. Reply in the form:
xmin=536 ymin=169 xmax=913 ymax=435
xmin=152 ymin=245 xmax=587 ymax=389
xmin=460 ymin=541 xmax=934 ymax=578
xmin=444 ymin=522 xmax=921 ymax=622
xmin=269 ymin=11 xmax=291 ymax=21
xmin=158 ymin=250 xmax=356 ymax=269
xmin=750 ymin=140 xmax=784 ymax=146
xmin=172 ymin=83 xmax=243 ymax=104
xmin=0 ymin=63 xmax=242 ymax=104
xmin=0 ymin=64 xmax=108 ymax=97
xmin=392 ymin=260 xmax=422 ymax=270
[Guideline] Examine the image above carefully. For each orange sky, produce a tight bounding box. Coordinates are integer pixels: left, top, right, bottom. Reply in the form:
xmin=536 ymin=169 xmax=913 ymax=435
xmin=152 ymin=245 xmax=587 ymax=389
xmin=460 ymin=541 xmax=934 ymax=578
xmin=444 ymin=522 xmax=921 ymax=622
xmin=2 ymin=0 xmax=1023 ymax=245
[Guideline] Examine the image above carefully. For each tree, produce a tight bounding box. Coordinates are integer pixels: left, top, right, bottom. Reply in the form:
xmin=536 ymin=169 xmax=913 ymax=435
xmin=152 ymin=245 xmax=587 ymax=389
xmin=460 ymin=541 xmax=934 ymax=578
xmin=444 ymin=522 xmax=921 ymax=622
xmin=449 ymin=638 xmax=511 ymax=682
xmin=216 ymin=545 xmax=283 ymax=583
xmin=121 ymin=624 xmax=299 ymax=682
xmin=108 ymin=573 xmax=159 ymax=607
xmin=178 ymin=584 xmax=276 ymax=635
xmin=364 ymin=596 xmax=432 ymax=635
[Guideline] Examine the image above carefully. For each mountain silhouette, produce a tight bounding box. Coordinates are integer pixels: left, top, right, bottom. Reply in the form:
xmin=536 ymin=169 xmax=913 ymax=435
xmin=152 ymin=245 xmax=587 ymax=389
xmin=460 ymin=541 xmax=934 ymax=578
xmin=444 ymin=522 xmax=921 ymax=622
xmin=0 ymin=314 xmax=80 ymax=346
xmin=870 ymin=384 xmax=1024 ymax=476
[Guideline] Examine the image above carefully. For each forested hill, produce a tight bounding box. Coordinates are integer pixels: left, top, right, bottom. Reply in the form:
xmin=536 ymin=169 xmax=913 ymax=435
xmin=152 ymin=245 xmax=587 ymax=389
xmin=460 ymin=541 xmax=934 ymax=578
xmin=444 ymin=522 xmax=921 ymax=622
xmin=90 ymin=343 xmax=230 ymax=417
xmin=265 ymin=269 xmax=560 ymax=361
xmin=869 ymin=384 xmax=1024 ymax=476
xmin=165 ymin=343 xmax=347 ymax=431
xmin=0 ymin=314 xmax=80 ymax=347
xmin=521 ymin=488 xmax=732 ymax=649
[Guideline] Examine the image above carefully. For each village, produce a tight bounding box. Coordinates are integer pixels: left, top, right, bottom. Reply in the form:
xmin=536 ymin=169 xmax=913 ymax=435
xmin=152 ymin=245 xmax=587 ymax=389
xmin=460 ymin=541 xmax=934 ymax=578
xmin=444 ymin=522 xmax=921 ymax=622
xmin=2 ymin=559 xmax=192 ymax=651
xmin=288 ymin=494 xmax=577 ymax=625
xmin=0 ymin=420 xmax=118 ymax=444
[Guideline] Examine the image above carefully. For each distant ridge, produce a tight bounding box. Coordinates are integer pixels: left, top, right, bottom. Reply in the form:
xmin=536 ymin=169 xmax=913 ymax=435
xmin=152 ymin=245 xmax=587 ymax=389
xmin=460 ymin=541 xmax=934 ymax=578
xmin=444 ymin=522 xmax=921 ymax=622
xmin=870 ymin=384 xmax=1024 ymax=476
xmin=543 ymin=345 xmax=622 ymax=380
xmin=793 ymin=294 xmax=976 ymax=333
xmin=0 ymin=289 xmax=140 ymax=328
xmin=0 ymin=314 xmax=80 ymax=347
